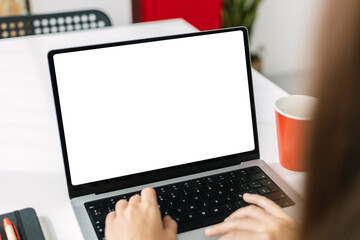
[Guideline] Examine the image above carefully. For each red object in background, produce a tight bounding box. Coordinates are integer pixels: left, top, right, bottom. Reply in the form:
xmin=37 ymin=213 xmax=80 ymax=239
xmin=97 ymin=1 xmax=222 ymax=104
xmin=140 ymin=0 xmax=223 ymax=31
xmin=275 ymin=110 xmax=309 ymax=172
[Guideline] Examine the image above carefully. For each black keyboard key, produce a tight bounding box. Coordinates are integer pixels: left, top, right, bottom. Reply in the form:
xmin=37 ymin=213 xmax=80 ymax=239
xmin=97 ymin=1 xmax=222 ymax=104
xmin=186 ymin=212 xmax=197 ymax=220
xmin=86 ymin=205 xmax=97 ymax=214
xmin=186 ymin=203 xmax=197 ymax=211
xmin=157 ymin=186 xmax=168 ymax=194
xmin=260 ymin=179 xmax=280 ymax=192
xmin=216 ymin=189 xmax=225 ymax=196
xmin=234 ymin=200 xmax=248 ymax=208
xmin=211 ymin=198 xmax=223 ymax=206
xmin=205 ymin=185 xmax=215 ymax=191
xmin=204 ymin=192 xmax=214 ymax=199
xmin=228 ymin=186 xmax=237 ymax=193
xmin=240 ymin=176 xmax=251 ymax=183
xmin=275 ymin=198 xmax=295 ymax=208
xmin=233 ymin=178 xmax=244 ymax=185
xmin=249 ymin=181 xmax=262 ymax=188
xmin=87 ymin=200 xmax=106 ymax=209
xmin=216 ymin=174 xmax=226 ymax=181
xmin=107 ymin=206 xmax=114 ymax=213
xmin=183 ymin=188 xmax=195 ymax=196
xmin=210 ymin=206 xmax=224 ymax=215
xmin=157 ymin=194 xmax=166 ymax=201
xmin=234 ymin=192 xmax=244 ymax=199
xmin=193 ymin=194 xmax=203 ymax=202
xmin=217 ymin=181 xmax=226 ymax=188
xmin=173 ymin=215 xmax=185 ymax=223
xmin=224 ymin=172 xmax=236 ymax=179
xmin=91 ymin=208 xmax=105 ymax=217
xmin=239 ymin=183 xmax=251 ymax=191
xmin=162 ymin=209 xmax=170 ymax=216
xmin=95 ymin=224 xmax=104 ymax=234
xmin=250 ymin=172 xmax=267 ymax=181
xmin=175 ymin=206 xmax=185 ymax=214
xmin=246 ymin=189 xmax=259 ymax=194
xmin=258 ymin=186 xmax=271 ymax=195
xmin=194 ymin=179 xmax=203 ymax=186
xmin=169 ymin=192 xmax=179 ymax=199
xmin=164 ymin=200 xmax=176 ymax=208
xmin=94 ymin=219 xmax=102 ymax=226
xmin=179 ymin=197 xmax=190 ymax=204
xmin=198 ymin=209 xmax=211 ymax=217
xmin=106 ymin=197 xmax=117 ymax=206
xmin=224 ymin=195 xmax=235 ymax=203
xmin=194 ymin=187 xmax=203 ymax=194
xmin=205 ymin=176 xmax=215 ymax=184
xmin=244 ymin=167 xmax=262 ymax=174
xmin=265 ymin=191 xmax=287 ymax=201
xmin=198 ymin=201 xmax=210 ymax=209
xmin=222 ymin=203 xmax=236 ymax=212
xmin=181 ymin=181 xmax=192 ymax=189
xmin=226 ymin=178 xmax=236 ymax=186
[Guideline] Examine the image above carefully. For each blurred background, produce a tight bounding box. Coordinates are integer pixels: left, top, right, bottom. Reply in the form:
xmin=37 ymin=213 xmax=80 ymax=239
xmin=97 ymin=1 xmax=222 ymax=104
xmin=0 ymin=0 xmax=327 ymax=94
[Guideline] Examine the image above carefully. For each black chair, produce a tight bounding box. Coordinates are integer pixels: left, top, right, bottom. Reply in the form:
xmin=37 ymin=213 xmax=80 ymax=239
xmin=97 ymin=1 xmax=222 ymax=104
xmin=0 ymin=9 xmax=112 ymax=39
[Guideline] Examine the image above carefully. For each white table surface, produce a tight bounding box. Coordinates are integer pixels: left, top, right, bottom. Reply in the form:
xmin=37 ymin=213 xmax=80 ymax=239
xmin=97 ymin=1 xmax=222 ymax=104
xmin=0 ymin=19 xmax=305 ymax=239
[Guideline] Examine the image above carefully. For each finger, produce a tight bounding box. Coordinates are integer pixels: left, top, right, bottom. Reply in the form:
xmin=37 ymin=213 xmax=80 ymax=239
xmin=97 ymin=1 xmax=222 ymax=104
xmin=128 ymin=194 xmax=141 ymax=205
xmin=115 ymin=199 xmax=128 ymax=212
xmin=205 ymin=218 xmax=267 ymax=236
xmin=243 ymin=193 xmax=288 ymax=218
xmin=141 ymin=188 xmax=158 ymax=205
xmin=105 ymin=212 xmax=116 ymax=239
xmin=225 ymin=204 xmax=272 ymax=222
xmin=163 ymin=215 xmax=178 ymax=234
xmin=106 ymin=211 xmax=116 ymax=222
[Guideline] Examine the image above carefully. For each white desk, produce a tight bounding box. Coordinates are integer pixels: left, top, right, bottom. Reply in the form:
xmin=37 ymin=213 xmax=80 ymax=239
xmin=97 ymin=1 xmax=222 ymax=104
xmin=0 ymin=19 xmax=304 ymax=239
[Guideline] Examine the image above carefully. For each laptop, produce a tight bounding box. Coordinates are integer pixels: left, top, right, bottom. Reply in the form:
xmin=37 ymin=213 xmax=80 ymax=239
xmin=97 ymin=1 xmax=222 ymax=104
xmin=48 ymin=27 xmax=302 ymax=240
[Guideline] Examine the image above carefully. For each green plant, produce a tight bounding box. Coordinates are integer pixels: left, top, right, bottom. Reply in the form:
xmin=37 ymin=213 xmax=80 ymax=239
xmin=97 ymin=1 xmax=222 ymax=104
xmin=222 ymin=0 xmax=262 ymax=38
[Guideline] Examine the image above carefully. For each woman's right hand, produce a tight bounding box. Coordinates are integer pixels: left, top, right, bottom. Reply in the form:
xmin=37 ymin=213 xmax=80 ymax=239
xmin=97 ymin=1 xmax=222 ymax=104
xmin=205 ymin=193 xmax=299 ymax=240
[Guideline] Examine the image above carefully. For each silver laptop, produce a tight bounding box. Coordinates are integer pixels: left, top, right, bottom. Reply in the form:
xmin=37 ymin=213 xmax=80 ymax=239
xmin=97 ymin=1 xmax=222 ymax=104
xmin=48 ymin=27 xmax=302 ymax=240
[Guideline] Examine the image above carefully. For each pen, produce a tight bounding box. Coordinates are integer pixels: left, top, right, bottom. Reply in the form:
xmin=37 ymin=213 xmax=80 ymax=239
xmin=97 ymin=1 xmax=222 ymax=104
xmin=3 ymin=218 xmax=20 ymax=240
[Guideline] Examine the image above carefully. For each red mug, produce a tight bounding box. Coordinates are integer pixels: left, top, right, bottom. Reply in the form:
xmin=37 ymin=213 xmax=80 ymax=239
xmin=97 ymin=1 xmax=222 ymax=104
xmin=275 ymin=95 xmax=317 ymax=171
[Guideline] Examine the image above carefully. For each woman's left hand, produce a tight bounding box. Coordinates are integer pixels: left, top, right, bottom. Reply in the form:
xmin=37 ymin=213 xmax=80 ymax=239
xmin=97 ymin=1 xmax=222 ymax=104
xmin=205 ymin=193 xmax=299 ymax=240
xmin=105 ymin=188 xmax=177 ymax=240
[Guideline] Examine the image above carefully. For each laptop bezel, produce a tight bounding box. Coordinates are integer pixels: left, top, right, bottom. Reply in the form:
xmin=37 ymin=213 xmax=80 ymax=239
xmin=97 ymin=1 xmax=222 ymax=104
xmin=48 ymin=26 xmax=259 ymax=199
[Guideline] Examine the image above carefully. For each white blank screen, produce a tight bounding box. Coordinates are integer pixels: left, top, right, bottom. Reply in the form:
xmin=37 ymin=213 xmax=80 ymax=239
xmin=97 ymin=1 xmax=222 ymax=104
xmin=53 ymin=30 xmax=255 ymax=185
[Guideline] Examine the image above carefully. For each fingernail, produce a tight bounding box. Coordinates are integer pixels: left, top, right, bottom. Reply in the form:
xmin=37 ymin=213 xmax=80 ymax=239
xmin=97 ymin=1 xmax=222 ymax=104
xmin=205 ymin=227 xmax=212 ymax=234
xmin=243 ymin=193 xmax=251 ymax=198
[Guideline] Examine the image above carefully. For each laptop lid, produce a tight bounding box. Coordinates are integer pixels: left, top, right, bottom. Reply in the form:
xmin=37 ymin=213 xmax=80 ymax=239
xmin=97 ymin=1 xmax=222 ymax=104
xmin=48 ymin=27 xmax=259 ymax=199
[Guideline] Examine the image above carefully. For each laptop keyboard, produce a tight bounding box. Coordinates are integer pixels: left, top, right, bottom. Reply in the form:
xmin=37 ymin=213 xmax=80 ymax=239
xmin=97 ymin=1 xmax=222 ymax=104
xmin=85 ymin=166 xmax=295 ymax=240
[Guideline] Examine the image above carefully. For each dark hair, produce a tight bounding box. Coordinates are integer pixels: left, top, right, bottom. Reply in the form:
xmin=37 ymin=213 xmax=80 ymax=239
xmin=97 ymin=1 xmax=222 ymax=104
xmin=301 ymin=0 xmax=360 ymax=239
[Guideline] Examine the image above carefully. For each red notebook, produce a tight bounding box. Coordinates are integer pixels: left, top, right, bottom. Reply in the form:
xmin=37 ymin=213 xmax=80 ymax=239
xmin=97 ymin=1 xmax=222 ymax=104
xmin=141 ymin=0 xmax=223 ymax=31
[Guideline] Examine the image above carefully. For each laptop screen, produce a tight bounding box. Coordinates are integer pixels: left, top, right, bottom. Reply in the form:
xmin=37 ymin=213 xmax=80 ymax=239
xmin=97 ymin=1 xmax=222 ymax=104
xmin=51 ymin=29 xmax=255 ymax=186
